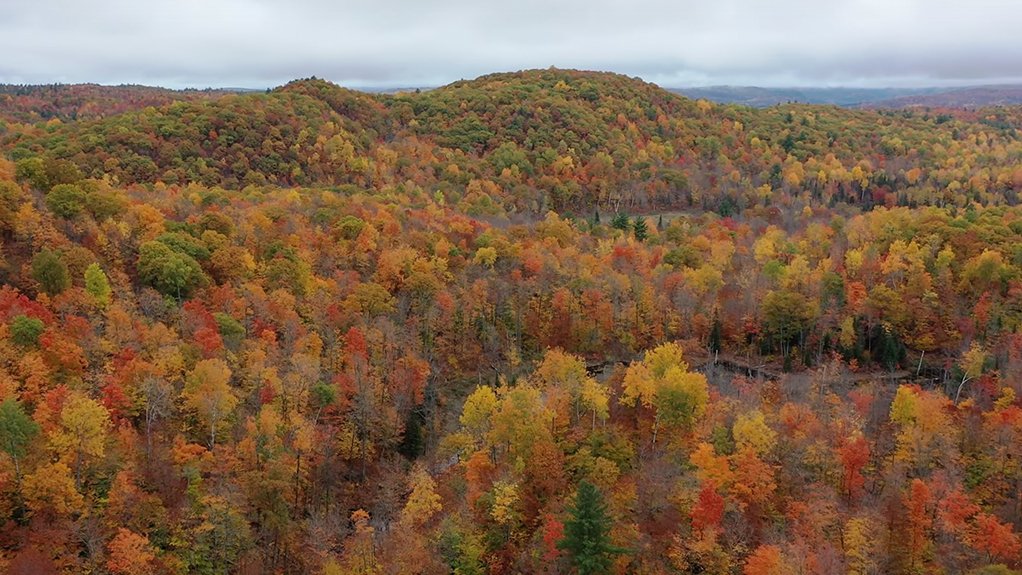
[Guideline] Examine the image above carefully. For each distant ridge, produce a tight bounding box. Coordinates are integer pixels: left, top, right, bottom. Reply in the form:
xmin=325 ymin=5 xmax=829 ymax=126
xmin=668 ymin=86 xmax=937 ymax=107
xmin=669 ymin=84 xmax=1022 ymax=108
xmin=0 ymin=83 xmax=239 ymax=122
xmin=860 ymin=85 xmax=1022 ymax=109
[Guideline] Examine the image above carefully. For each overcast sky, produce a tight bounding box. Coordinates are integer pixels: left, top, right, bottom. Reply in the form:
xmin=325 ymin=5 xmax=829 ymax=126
xmin=2 ymin=0 xmax=1021 ymax=89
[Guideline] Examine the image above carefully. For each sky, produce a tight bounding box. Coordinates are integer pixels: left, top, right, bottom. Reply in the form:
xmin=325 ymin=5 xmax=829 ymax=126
xmin=2 ymin=0 xmax=1021 ymax=89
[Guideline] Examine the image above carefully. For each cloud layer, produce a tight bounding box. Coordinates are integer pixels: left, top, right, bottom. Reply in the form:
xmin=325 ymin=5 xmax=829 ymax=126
xmin=2 ymin=0 xmax=1021 ymax=88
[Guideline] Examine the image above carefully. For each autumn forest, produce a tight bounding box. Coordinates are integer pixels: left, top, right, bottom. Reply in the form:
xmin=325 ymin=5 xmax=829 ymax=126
xmin=0 ymin=69 xmax=1021 ymax=574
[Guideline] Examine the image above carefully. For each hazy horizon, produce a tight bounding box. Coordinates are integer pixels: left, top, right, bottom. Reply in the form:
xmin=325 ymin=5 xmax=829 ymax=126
xmin=3 ymin=0 xmax=1022 ymax=90
xmin=3 ymin=73 xmax=1022 ymax=93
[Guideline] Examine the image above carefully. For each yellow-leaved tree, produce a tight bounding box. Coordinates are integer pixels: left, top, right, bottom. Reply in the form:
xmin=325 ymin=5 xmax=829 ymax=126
xmin=534 ymin=348 xmax=609 ymax=429
xmin=400 ymin=464 xmax=442 ymax=527
xmin=732 ymin=410 xmax=777 ymax=457
xmin=22 ymin=461 xmax=83 ymax=518
xmin=182 ymin=358 xmax=237 ymax=449
xmin=48 ymin=392 xmax=111 ymax=488
xmin=621 ymin=342 xmax=708 ymax=448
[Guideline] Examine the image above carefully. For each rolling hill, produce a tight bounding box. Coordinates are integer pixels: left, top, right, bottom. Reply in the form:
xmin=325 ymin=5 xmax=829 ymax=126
xmin=5 ymin=69 xmax=1022 ymax=216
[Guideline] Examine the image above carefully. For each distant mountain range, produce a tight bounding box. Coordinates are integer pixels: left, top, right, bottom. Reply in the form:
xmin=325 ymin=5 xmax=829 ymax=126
xmin=669 ymin=85 xmax=1022 ymax=108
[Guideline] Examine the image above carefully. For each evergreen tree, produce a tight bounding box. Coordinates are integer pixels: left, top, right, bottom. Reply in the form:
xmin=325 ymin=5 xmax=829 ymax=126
xmin=709 ymin=312 xmax=723 ymax=354
xmin=558 ymin=481 xmax=622 ymax=574
xmin=611 ymin=212 xmax=630 ymax=231
xmin=633 ymin=216 xmax=649 ymax=242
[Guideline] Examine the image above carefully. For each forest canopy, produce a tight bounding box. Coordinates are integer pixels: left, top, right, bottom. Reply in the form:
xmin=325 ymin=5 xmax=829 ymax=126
xmin=0 ymin=69 xmax=1021 ymax=574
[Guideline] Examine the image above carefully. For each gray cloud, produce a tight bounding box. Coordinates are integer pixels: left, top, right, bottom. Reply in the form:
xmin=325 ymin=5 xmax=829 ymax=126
xmin=1 ymin=0 xmax=1021 ymax=88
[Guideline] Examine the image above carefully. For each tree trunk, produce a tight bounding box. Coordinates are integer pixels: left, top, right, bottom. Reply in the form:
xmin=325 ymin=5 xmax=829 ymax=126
xmin=954 ymin=375 xmax=970 ymax=404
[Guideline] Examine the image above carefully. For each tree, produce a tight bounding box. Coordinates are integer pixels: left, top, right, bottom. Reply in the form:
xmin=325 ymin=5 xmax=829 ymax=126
xmin=106 ymin=528 xmax=157 ymax=575
xmin=459 ymin=385 xmax=498 ymax=444
xmin=890 ymin=385 xmax=954 ymax=470
xmin=22 ymin=461 xmax=83 ymax=517
xmin=743 ymin=545 xmax=788 ymax=575
xmin=0 ymin=179 xmax=25 ymax=230
xmin=45 ymin=183 xmax=86 ymax=218
xmin=340 ymin=509 xmax=380 ymax=574
xmin=0 ymin=398 xmax=39 ymax=482
xmin=654 ymin=367 xmax=710 ymax=432
xmin=969 ymin=566 xmax=1022 ymax=575
xmin=955 ymin=343 xmax=986 ymax=404
xmin=9 ymin=315 xmax=44 ymax=348
xmin=690 ymin=442 xmax=734 ymax=488
xmin=732 ymin=410 xmax=777 ymax=456
xmin=621 ymin=342 xmax=708 ymax=448
xmin=611 ymin=213 xmax=630 ymax=231
xmin=844 ymin=517 xmax=877 ymax=575
xmin=904 ymin=478 xmax=933 ymax=572
xmin=344 ymin=281 xmax=396 ymax=317
xmin=138 ymin=376 xmax=173 ymax=462
xmin=473 ymin=246 xmax=498 ymax=267
xmin=137 ymin=240 xmax=206 ymax=298
xmin=690 ymin=481 xmax=725 ymax=535
xmin=438 ymin=522 xmax=485 ymax=575
xmin=633 ymin=216 xmax=649 ymax=241
xmin=558 ymin=481 xmax=623 ymax=575
xmin=971 ymin=513 xmax=1022 ymax=564
xmin=6 ymin=546 xmax=59 ymax=575
xmin=49 ymin=393 xmax=111 ymax=488
xmin=490 ymin=480 xmax=520 ymax=529
xmin=31 ymin=250 xmax=70 ymax=296
xmin=488 ymin=384 xmax=553 ymax=464
xmin=182 ymin=359 xmax=237 ymax=449
xmin=838 ymin=434 xmax=870 ymax=500
xmin=84 ymin=263 xmax=112 ymax=306
xmin=534 ymin=349 xmax=608 ymax=427
xmin=730 ymin=447 xmax=776 ymax=514
xmin=401 ymin=464 xmax=442 ymax=526
xmin=761 ymin=289 xmax=815 ymax=361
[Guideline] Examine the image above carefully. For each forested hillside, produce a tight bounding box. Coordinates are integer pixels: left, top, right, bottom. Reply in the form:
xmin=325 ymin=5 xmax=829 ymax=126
xmin=0 ymin=69 xmax=1021 ymax=574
